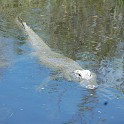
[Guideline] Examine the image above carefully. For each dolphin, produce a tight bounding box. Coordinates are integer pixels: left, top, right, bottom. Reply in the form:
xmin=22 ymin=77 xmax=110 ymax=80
xmin=16 ymin=17 xmax=97 ymax=89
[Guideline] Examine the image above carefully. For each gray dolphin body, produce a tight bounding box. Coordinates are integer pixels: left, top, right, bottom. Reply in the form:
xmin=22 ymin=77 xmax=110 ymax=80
xmin=17 ymin=17 xmax=97 ymax=89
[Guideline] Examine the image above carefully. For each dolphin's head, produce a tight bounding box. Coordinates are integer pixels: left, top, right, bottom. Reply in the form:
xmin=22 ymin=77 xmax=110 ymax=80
xmin=74 ymin=70 xmax=92 ymax=80
xmin=70 ymin=69 xmax=98 ymax=89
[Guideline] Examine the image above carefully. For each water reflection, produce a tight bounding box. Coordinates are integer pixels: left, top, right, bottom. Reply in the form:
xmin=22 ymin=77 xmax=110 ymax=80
xmin=64 ymin=89 xmax=98 ymax=124
xmin=0 ymin=0 xmax=124 ymax=124
xmin=99 ymin=41 xmax=124 ymax=87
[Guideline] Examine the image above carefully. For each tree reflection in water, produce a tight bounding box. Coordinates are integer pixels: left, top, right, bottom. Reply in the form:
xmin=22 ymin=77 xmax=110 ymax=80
xmin=0 ymin=0 xmax=124 ymax=123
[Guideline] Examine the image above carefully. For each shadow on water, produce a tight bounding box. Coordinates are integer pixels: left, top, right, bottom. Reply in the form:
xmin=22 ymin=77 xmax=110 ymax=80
xmin=0 ymin=0 xmax=124 ymax=124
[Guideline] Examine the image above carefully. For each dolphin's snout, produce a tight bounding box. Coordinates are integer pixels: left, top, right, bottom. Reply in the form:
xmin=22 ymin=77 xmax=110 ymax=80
xmin=86 ymin=84 xmax=98 ymax=89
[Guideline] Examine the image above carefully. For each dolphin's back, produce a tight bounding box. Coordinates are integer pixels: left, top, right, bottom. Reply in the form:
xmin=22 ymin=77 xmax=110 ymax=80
xmin=22 ymin=22 xmax=51 ymax=52
xmin=17 ymin=18 xmax=82 ymax=71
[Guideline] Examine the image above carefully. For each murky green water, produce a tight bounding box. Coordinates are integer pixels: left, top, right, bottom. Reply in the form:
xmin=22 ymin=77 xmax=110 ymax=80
xmin=0 ymin=0 xmax=124 ymax=124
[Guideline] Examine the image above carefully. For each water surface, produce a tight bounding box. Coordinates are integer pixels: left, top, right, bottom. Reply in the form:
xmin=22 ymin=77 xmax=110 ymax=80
xmin=0 ymin=1 xmax=124 ymax=124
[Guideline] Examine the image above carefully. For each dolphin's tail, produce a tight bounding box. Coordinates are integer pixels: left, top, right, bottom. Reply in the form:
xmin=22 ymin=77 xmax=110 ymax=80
xmin=16 ymin=16 xmax=25 ymax=29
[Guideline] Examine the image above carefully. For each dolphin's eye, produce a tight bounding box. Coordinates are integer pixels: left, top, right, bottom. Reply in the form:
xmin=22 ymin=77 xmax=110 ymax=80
xmin=78 ymin=73 xmax=82 ymax=77
xmin=90 ymin=73 xmax=93 ymax=77
xmin=74 ymin=72 xmax=82 ymax=78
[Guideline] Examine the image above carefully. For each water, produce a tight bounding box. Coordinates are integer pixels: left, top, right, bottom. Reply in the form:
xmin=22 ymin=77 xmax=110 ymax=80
xmin=0 ymin=1 xmax=124 ymax=124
